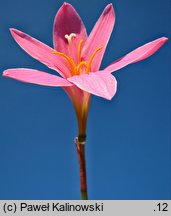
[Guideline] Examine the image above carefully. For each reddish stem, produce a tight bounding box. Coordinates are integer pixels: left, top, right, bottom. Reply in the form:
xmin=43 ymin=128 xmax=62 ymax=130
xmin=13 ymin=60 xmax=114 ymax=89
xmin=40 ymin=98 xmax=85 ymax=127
xmin=75 ymin=136 xmax=88 ymax=200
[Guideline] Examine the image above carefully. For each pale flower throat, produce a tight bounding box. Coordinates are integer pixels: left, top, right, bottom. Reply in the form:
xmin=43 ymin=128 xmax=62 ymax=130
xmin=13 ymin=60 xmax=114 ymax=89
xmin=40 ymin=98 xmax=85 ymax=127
xmin=52 ymin=33 xmax=103 ymax=76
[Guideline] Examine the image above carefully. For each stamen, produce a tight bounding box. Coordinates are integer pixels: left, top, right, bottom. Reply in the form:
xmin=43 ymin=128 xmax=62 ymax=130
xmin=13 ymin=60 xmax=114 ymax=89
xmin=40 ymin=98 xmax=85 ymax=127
xmin=52 ymin=51 xmax=76 ymax=75
xmin=78 ymin=40 xmax=83 ymax=63
xmin=86 ymin=46 xmax=103 ymax=73
xmin=52 ymin=43 xmax=103 ymax=77
xmin=65 ymin=33 xmax=76 ymax=44
xmin=76 ymin=61 xmax=87 ymax=75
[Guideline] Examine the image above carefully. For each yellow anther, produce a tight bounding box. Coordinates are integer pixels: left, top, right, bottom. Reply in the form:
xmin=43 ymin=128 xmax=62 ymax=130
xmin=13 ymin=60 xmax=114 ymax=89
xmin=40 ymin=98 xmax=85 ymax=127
xmin=86 ymin=46 xmax=103 ymax=73
xmin=78 ymin=39 xmax=83 ymax=63
xmin=52 ymin=51 xmax=76 ymax=75
xmin=52 ymin=40 xmax=103 ymax=76
xmin=65 ymin=33 xmax=76 ymax=44
xmin=76 ymin=61 xmax=87 ymax=75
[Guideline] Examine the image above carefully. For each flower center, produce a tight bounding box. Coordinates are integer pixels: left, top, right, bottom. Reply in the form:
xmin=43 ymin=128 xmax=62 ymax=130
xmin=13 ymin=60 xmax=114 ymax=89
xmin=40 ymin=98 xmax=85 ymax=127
xmin=52 ymin=33 xmax=103 ymax=76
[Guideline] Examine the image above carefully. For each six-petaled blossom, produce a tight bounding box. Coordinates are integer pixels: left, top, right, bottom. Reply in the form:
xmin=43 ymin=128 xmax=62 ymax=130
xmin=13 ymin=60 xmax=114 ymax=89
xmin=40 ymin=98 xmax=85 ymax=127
xmin=3 ymin=2 xmax=168 ymax=135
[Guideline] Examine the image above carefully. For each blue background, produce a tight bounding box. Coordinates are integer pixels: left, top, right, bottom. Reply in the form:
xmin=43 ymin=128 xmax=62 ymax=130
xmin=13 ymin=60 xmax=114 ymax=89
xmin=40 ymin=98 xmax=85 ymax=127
xmin=0 ymin=0 xmax=170 ymax=200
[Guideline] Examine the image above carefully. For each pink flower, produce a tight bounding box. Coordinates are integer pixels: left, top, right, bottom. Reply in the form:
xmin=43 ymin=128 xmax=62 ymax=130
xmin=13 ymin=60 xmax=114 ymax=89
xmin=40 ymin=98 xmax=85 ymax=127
xmin=3 ymin=2 xmax=168 ymax=135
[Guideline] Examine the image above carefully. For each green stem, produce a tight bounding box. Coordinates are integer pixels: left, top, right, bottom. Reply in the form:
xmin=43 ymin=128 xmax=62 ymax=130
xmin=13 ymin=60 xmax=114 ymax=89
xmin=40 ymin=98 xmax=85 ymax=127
xmin=75 ymin=135 xmax=88 ymax=200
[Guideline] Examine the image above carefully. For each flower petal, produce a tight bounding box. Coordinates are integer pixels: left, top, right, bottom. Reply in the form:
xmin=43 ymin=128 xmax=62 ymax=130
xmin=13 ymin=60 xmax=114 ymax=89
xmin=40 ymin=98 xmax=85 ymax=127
xmin=53 ymin=3 xmax=87 ymax=64
xmin=82 ymin=4 xmax=115 ymax=71
xmin=104 ymin=37 xmax=168 ymax=73
xmin=3 ymin=68 xmax=73 ymax=87
xmin=68 ymin=71 xmax=117 ymax=100
xmin=10 ymin=28 xmax=71 ymax=78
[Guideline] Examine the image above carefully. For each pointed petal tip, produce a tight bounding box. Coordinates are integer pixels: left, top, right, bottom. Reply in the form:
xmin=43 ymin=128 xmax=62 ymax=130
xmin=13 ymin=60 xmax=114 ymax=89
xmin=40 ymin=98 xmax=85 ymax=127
xmin=9 ymin=28 xmax=17 ymax=33
xmin=105 ymin=3 xmax=114 ymax=14
xmin=107 ymin=3 xmax=113 ymax=9
xmin=105 ymin=95 xmax=113 ymax=100
xmin=60 ymin=2 xmax=75 ymax=14
xmin=2 ymin=71 xmax=9 ymax=76
xmin=9 ymin=28 xmax=20 ymax=37
xmin=102 ymin=75 xmax=117 ymax=100
xmin=63 ymin=2 xmax=69 ymax=6
xmin=9 ymin=28 xmax=15 ymax=35
xmin=10 ymin=28 xmax=29 ymax=38
xmin=61 ymin=2 xmax=73 ymax=9
xmin=155 ymin=36 xmax=168 ymax=46
xmin=161 ymin=36 xmax=169 ymax=42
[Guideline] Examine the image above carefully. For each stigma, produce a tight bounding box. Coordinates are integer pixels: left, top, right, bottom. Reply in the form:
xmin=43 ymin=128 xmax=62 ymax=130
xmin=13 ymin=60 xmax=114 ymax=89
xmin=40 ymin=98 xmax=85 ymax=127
xmin=65 ymin=33 xmax=76 ymax=44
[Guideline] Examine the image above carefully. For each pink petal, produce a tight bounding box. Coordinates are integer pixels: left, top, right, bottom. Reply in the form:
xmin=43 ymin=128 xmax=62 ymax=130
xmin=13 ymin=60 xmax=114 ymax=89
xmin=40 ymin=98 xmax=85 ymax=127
xmin=53 ymin=3 xmax=87 ymax=64
xmin=104 ymin=37 xmax=168 ymax=73
xmin=68 ymin=71 xmax=117 ymax=100
xmin=82 ymin=4 xmax=115 ymax=71
xmin=10 ymin=28 xmax=71 ymax=78
xmin=3 ymin=68 xmax=73 ymax=87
